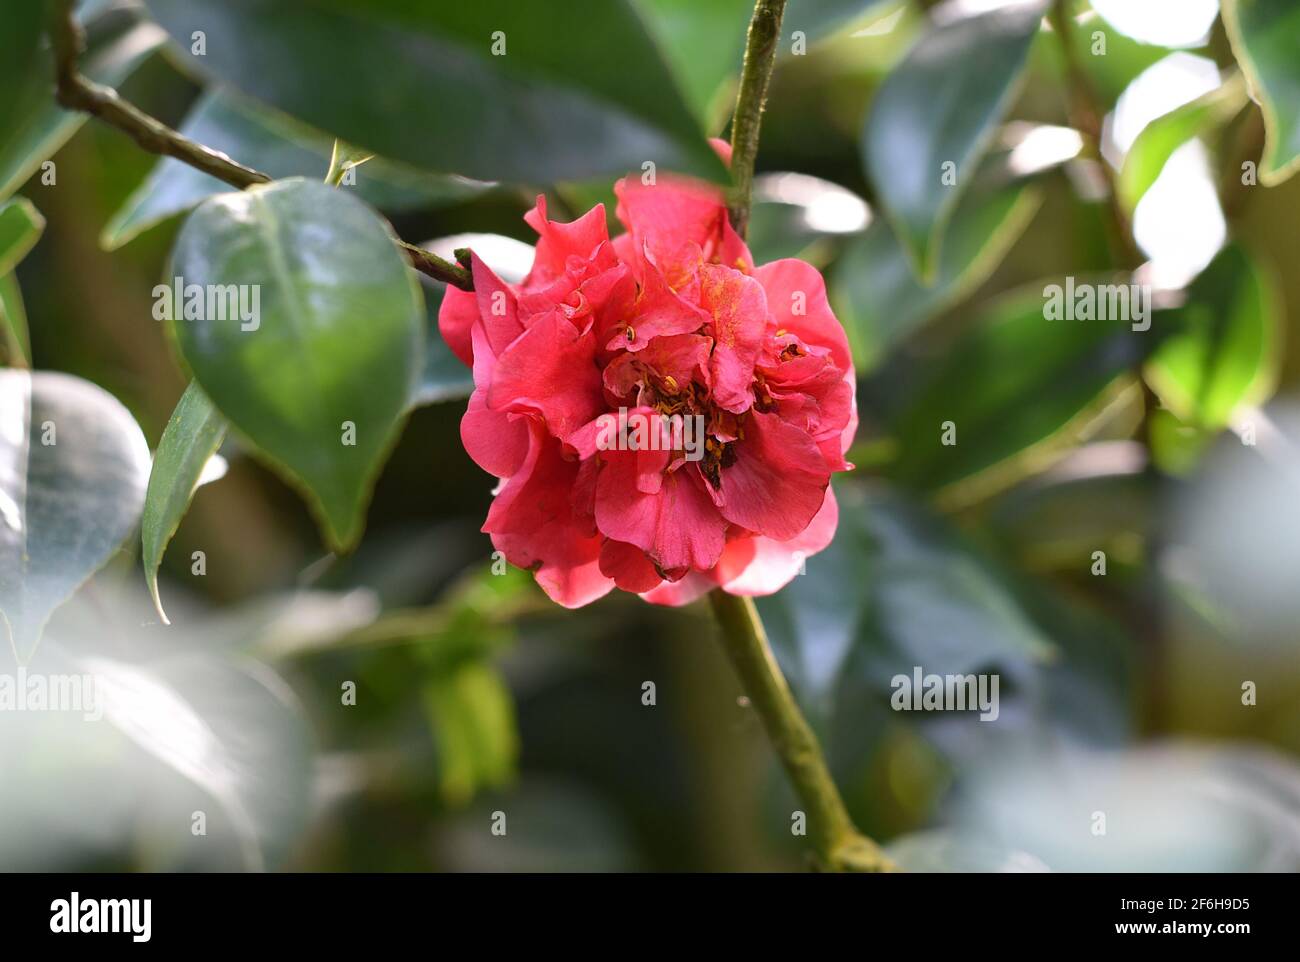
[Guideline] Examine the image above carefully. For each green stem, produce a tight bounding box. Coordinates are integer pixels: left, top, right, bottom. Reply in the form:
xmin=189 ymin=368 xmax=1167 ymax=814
xmin=727 ymin=0 xmax=787 ymax=239
xmin=708 ymin=591 xmax=895 ymax=872
xmin=47 ymin=0 xmax=473 ymax=291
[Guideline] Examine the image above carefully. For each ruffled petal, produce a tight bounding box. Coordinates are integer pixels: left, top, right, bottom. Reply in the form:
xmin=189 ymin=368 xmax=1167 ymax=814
xmin=716 ymin=485 xmax=839 ymax=596
xmin=700 ymin=264 xmax=768 ymax=414
xmin=595 ymin=455 xmax=726 ymax=574
xmin=718 ymin=410 xmax=830 ymax=541
xmin=484 ymin=424 xmax=613 ymax=608
xmin=485 ymin=310 xmax=604 ymax=442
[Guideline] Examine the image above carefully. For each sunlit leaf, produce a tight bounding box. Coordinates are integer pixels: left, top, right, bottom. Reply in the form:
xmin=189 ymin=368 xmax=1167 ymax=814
xmin=0 ymin=197 xmax=45 ymax=278
xmin=1145 ymin=244 xmax=1281 ymax=429
xmin=1117 ymin=74 xmax=1248 ymax=214
xmin=0 ymin=274 xmax=29 ymax=367
xmin=0 ymin=370 xmax=151 ymax=661
xmin=141 ymin=381 xmax=229 ymax=623
xmin=1222 ymin=0 xmax=1300 ymax=186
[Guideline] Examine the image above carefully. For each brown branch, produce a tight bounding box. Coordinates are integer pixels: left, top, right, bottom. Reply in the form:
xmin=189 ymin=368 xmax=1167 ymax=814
xmin=48 ymin=0 xmax=474 ymax=290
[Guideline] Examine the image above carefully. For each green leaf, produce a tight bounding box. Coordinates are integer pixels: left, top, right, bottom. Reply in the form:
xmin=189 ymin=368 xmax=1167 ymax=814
xmin=141 ymin=0 xmax=724 ymax=183
xmin=758 ymin=483 xmax=1054 ymax=730
xmin=1145 ymin=245 xmax=1280 ymax=429
xmin=635 ymin=0 xmax=751 ymax=127
xmin=423 ymin=661 xmax=519 ymax=807
xmin=888 ymin=278 xmax=1162 ymax=500
xmin=1117 ymin=74 xmax=1249 ymax=214
xmin=0 ymin=197 xmax=46 ymax=276
xmin=832 ymin=178 xmax=1041 ymax=372
xmin=141 ymin=381 xmax=229 ymax=624
xmin=0 ymin=274 xmax=30 ymax=367
xmin=861 ymin=1 xmax=1045 ymax=279
xmin=101 ymin=89 xmax=492 ymax=250
xmin=0 ymin=6 xmax=165 ymax=202
xmin=0 ymin=370 xmax=151 ymax=661
xmin=1223 ymin=0 xmax=1300 ymax=186
xmin=168 ymin=177 xmax=424 ymax=551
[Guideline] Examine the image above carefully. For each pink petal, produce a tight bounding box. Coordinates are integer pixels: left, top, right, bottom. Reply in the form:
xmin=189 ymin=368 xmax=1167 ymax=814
xmin=595 ymin=455 xmax=726 ymax=574
xmin=719 ymin=409 xmax=830 ymax=541
xmin=598 ymin=539 xmax=663 ymax=593
xmin=700 ymin=264 xmax=768 ymax=414
xmin=523 ymin=194 xmax=612 ymax=287
xmin=717 ymin=486 xmax=840 ymax=596
xmin=486 ymin=310 xmax=605 ymax=443
xmin=470 ymin=253 xmax=524 ymax=358
xmin=484 ymin=424 xmax=613 ymax=608
xmin=437 ymin=285 xmax=478 ymax=367
xmin=753 ymin=259 xmax=852 ymax=372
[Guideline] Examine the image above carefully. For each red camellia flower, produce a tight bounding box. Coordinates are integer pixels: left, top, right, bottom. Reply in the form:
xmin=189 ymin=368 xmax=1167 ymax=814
xmin=439 ymin=141 xmax=856 ymax=607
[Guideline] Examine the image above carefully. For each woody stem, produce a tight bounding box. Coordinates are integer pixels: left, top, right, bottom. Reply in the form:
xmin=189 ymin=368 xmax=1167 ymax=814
xmin=708 ymin=591 xmax=896 ymax=871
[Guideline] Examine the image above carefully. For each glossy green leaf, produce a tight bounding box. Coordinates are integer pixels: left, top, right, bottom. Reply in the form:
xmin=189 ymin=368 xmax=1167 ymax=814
xmin=141 ymin=381 xmax=229 ymax=623
xmin=1145 ymin=245 xmax=1280 ymax=429
xmin=168 ymin=178 xmax=424 ymax=551
xmin=0 ymin=274 xmax=30 ymax=367
xmin=832 ymin=178 xmax=1041 ymax=371
xmin=758 ymin=483 xmax=1054 ymax=730
xmin=888 ymin=278 xmax=1161 ymax=499
xmin=1118 ymin=75 xmax=1249 ymax=214
xmin=142 ymin=0 xmax=724 ymax=183
xmin=0 ymin=370 xmax=151 ymax=661
xmin=0 ymin=7 xmax=165 ymax=202
xmin=0 ymin=197 xmax=46 ymax=277
xmin=862 ymin=1 xmax=1045 ymax=279
xmin=1223 ymin=0 xmax=1300 ymax=186
xmin=102 ymin=89 xmax=492 ymax=250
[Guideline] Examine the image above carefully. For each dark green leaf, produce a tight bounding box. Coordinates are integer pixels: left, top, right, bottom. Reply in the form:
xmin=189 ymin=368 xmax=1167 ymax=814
xmin=0 ymin=7 xmax=165 ymax=201
xmin=0 ymin=197 xmax=46 ymax=276
xmin=141 ymin=380 xmax=229 ymax=623
xmin=141 ymin=0 xmax=724 ymax=183
xmin=888 ymin=278 xmax=1160 ymax=499
xmin=102 ymin=89 xmax=493 ymax=250
xmin=759 ymin=483 xmax=1054 ymax=730
xmin=0 ymin=370 xmax=151 ymax=661
xmin=1145 ymin=244 xmax=1280 ymax=429
xmin=1223 ymin=0 xmax=1300 ymax=186
xmin=832 ymin=178 xmax=1041 ymax=371
xmin=862 ymin=1 xmax=1045 ymax=278
xmin=168 ymin=178 xmax=424 ymax=551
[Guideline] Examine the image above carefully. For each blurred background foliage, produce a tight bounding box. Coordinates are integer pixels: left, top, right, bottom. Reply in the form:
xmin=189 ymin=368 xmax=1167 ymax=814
xmin=3 ymin=0 xmax=1300 ymax=872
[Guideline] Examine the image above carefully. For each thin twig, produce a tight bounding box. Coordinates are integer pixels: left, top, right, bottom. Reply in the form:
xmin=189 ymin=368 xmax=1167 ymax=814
xmin=48 ymin=0 xmax=474 ymax=290
xmin=727 ymin=0 xmax=787 ymax=239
